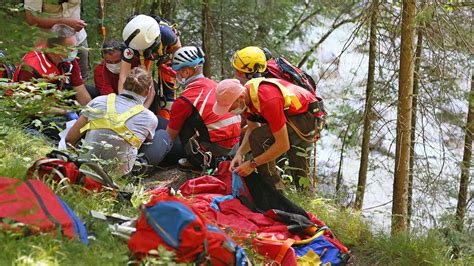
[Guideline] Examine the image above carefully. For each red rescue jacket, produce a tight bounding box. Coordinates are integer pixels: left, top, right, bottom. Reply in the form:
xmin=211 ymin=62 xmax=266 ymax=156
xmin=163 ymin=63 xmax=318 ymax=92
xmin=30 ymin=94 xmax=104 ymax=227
xmin=180 ymin=77 xmax=241 ymax=149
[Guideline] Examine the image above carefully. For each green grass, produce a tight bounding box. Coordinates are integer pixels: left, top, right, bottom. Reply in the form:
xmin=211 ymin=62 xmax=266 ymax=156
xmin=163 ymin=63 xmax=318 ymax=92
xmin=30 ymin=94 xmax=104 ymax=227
xmin=0 ymin=126 xmax=52 ymax=178
xmin=0 ymin=127 xmax=135 ymax=265
xmin=286 ymin=191 xmax=372 ymax=248
xmin=358 ymin=231 xmax=451 ymax=265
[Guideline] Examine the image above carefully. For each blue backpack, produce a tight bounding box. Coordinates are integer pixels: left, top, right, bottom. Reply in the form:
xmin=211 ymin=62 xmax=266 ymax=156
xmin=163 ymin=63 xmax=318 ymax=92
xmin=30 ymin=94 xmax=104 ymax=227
xmin=128 ymin=194 xmax=248 ymax=265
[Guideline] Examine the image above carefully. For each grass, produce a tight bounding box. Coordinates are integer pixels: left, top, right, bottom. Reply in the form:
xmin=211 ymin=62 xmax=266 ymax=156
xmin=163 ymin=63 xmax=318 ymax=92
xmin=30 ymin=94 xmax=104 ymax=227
xmin=359 ymin=231 xmax=451 ymax=265
xmin=286 ymin=191 xmax=372 ymax=248
xmin=0 ymin=126 xmax=135 ymax=265
xmin=0 ymin=126 xmax=473 ymax=265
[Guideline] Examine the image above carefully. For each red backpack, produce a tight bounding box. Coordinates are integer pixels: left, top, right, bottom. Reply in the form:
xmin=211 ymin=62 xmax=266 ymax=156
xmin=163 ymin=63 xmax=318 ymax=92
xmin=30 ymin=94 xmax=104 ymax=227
xmin=27 ymin=151 xmax=117 ymax=192
xmin=266 ymin=57 xmax=318 ymax=95
xmin=0 ymin=177 xmax=89 ymax=244
xmin=128 ymin=194 xmax=248 ymax=265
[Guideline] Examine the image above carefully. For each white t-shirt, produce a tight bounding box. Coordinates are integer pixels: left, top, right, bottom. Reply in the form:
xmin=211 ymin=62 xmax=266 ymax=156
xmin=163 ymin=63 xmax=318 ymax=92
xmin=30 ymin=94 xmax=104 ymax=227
xmin=81 ymin=92 xmax=158 ymax=175
xmin=24 ymin=0 xmax=87 ymax=44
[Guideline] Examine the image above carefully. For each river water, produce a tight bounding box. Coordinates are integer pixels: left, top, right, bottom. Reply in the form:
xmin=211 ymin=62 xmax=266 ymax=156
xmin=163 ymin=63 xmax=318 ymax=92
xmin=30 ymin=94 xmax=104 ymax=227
xmin=292 ymin=21 xmax=472 ymax=232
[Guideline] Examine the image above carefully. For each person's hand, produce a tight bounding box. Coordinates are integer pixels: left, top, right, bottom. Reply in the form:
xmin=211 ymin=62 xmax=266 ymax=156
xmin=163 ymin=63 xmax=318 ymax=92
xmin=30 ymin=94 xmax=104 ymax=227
xmin=61 ymin=18 xmax=87 ymax=32
xmin=147 ymin=85 xmax=156 ymax=99
xmin=234 ymin=160 xmax=256 ymax=177
xmin=229 ymin=153 xmax=243 ymax=171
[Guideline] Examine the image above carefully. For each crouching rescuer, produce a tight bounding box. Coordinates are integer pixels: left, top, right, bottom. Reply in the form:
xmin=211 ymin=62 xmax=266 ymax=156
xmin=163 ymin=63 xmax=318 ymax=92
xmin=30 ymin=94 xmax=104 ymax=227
xmin=66 ymin=67 xmax=158 ymax=176
xmin=140 ymin=46 xmax=241 ymax=172
xmin=213 ymin=78 xmax=326 ymax=190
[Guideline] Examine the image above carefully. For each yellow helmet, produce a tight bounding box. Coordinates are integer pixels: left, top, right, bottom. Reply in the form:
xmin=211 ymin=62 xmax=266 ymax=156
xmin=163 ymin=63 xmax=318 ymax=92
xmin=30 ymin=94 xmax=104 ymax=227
xmin=231 ymin=46 xmax=267 ymax=74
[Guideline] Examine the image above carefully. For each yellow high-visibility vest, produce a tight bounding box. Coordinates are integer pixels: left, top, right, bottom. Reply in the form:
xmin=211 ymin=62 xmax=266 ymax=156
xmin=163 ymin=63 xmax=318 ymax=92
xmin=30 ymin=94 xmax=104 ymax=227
xmin=246 ymin=78 xmax=302 ymax=112
xmin=80 ymin=94 xmax=145 ymax=149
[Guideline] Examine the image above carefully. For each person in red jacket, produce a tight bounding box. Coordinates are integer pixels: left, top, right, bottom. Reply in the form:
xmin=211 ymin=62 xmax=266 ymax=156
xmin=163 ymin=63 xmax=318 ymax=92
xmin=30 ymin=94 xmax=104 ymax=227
xmin=140 ymin=46 xmax=241 ymax=171
xmin=94 ymin=40 xmax=122 ymax=95
xmin=13 ymin=24 xmax=91 ymax=109
xmin=213 ymin=78 xmax=324 ymax=190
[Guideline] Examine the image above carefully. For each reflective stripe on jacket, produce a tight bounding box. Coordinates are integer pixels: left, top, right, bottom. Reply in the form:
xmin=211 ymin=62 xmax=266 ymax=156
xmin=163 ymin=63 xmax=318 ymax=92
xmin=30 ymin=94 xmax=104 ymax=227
xmin=180 ymin=77 xmax=241 ymax=148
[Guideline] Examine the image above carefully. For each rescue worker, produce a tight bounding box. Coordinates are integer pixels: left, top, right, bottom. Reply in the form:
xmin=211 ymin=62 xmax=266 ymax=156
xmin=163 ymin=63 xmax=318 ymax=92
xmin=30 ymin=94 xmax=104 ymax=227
xmin=119 ymin=14 xmax=181 ymax=119
xmin=94 ymin=40 xmax=122 ymax=96
xmin=213 ymin=78 xmax=324 ymax=190
xmin=66 ymin=67 xmax=158 ymax=176
xmin=13 ymin=24 xmax=92 ymax=108
xmin=24 ymin=0 xmax=90 ymax=79
xmin=231 ymin=46 xmax=269 ymax=85
xmin=140 ymin=46 xmax=241 ymax=171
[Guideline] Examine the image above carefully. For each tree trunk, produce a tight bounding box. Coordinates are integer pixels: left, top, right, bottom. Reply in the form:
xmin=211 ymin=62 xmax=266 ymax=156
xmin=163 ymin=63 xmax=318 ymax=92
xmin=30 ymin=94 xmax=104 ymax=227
xmin=354 ymin=0 xmax=379 ymax=211
xmin=202 ymin=0 xmax=212 ymax=77
xmin=456 ymin=75 xmax=474 ymax=230
xmin=407 ymin=10 xmax=424 ymax=229
xmin=150 ymin=0 xmax=174 ymax=20
xmin=392 ymin=0 xmax=416 ymax=235
xmin=392 ymin=0 xmax=416 ymax=236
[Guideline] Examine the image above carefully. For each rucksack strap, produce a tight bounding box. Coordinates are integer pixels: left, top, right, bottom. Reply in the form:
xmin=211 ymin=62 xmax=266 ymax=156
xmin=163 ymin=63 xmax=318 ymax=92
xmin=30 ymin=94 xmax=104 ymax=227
xmin=178 ymin=95 xmax=213 ymax=149
xmin=247 ymin=77 xmax=302 ymax=112
xmin=275 ymin=238 xmax=296 ymax=264
xmin=195 ymin=239 xmax=209 ymax=264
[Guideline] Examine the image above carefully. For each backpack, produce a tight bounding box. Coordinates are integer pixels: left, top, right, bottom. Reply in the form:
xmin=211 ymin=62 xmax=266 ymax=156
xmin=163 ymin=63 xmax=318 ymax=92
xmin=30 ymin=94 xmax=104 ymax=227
xmin=26 ymin=150 xmax=117 ymax=192
xmin=128 ymin=195 xmax=248 ymax=265
xmin=0 ymin=177 xmax=88 ymax=244
xmin=0 ymin=50 xmax=16 ymax=79
xmin=266 ymin=57 xmax=318 ymax=95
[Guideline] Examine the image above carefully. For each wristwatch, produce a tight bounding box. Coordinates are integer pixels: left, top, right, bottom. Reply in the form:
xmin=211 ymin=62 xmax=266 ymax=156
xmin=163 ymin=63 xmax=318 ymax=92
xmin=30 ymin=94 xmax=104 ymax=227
xmin=250 ymin=159 xmax=258 ymax=169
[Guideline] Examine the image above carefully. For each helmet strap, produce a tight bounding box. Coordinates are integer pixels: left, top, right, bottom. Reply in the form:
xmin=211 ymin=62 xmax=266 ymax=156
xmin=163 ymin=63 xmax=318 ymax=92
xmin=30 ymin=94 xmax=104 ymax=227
xmin=139 ymin=50 xmax=145 ymax=66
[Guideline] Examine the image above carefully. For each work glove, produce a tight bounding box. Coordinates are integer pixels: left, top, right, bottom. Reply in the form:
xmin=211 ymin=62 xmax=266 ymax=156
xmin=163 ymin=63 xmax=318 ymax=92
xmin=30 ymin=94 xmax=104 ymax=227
xmin=66 ymin=110 xmax=79 ymax=121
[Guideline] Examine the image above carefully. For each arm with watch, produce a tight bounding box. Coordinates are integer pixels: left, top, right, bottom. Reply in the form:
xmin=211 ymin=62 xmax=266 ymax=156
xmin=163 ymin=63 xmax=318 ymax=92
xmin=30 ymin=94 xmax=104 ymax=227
xmin=232 ymin=119 xmax=291 ymax=177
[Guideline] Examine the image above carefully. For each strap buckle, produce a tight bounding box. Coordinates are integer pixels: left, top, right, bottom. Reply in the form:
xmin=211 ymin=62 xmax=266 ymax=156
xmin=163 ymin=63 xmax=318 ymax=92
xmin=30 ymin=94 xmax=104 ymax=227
xmin=188 ymin=135 xmax=212 ymax=172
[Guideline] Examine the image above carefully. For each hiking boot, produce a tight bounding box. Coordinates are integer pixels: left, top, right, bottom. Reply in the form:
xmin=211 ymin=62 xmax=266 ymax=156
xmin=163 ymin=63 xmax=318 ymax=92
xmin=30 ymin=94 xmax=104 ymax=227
xmin=177 ymin=158 xmax=202 ymax=174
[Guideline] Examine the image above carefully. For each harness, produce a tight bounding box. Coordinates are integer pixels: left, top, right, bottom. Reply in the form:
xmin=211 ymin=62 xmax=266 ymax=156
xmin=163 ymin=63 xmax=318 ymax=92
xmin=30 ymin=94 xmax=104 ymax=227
xmin=80 ymin=94 xmax=145 ymax=149
xmin=179 ymin=96 xmax=234 ymax=171
xmin=247 ymin=78 xmax=325 ymax=143
xmin=247 ymin=78 xmax=303 ymax=112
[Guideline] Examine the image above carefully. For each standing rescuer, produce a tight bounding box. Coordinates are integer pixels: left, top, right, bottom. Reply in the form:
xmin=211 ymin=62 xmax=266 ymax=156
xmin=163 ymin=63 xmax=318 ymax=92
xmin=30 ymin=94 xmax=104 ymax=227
xmin=226 ymin=46 xmax=325 ymax=190
xmin=213 ymin=76 xmax=324 ymax=190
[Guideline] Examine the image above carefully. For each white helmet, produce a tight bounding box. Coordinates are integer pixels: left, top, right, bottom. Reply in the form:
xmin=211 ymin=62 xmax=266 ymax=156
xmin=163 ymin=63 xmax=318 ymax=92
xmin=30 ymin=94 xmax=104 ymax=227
xmin=122 ymin=15 xmax=160 ymax=51
xmin=171 ymin=46 xmax=205 ymax=71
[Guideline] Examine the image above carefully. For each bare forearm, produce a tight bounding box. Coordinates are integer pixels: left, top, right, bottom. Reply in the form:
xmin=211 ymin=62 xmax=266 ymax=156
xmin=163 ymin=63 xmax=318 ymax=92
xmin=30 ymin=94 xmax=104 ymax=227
xmin=118 ymin=61 xmax=131 ymax=94
xmin=166 ymin=127 xmax=179 ymax=142
xmin=66 ymin=115 xmax=88 ymax=147
xmin=74 ymin=85 xmax=92 ymax=106
xmin=25 ymin=11 xmax=61 ymax=29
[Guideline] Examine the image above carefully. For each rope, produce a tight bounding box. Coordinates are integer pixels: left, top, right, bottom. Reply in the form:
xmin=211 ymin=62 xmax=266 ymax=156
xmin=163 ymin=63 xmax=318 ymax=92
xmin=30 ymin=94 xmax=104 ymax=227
xmin=286 ymin=119 xmax=319 ymax=143
xmin=100 ymin=0 xmax=106 ymax=45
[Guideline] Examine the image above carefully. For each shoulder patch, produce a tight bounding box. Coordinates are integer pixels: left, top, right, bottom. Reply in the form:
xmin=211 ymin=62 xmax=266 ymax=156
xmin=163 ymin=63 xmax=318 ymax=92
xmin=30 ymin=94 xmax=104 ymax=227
xmin=123 ymin=48 xmax=134 ymax=60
